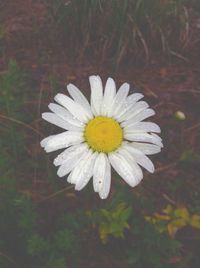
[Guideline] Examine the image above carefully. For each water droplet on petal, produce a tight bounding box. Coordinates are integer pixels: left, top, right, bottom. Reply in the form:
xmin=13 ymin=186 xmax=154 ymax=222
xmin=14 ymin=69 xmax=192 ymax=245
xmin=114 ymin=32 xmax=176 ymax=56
xmin=100 ymin=193 xmax=106 ymax=199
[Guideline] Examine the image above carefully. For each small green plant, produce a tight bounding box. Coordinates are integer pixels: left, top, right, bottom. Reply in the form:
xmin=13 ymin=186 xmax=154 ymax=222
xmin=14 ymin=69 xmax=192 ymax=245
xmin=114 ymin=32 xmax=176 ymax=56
xmin=89 ymin=201 xmax=131 ymax=243
xmin=145 ymin=204 xmax=200 ymax=237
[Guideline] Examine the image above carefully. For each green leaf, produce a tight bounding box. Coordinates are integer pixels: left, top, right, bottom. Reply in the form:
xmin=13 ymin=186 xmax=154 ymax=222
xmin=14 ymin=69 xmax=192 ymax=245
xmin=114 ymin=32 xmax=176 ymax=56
xmin=27 ymin=234 xmax=49 ymax=256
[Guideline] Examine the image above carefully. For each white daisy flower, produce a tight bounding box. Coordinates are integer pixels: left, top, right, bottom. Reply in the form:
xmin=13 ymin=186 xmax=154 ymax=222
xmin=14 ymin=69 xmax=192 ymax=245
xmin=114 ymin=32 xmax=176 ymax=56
xmin=41 ymin=75 xmax=163 ymax=199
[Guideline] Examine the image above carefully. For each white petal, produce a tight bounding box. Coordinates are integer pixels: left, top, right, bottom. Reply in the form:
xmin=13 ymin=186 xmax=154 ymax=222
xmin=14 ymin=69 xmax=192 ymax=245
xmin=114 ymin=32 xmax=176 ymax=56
xmin=126 ymin=93 xmax=144 ymax=105
xmin=130 ymin=142 xmax=161 ymax=155
xmin=119 ymin=101 xmax=149 ymax=123
xmin=40 ymin=135 xmax=55 ymax=148
xmin=54 ymin=93 xmax=92 ymax=123
xmin=124 ymin=132 xmax=163 ymax=147
xmin=42 ymin=112 xmax=82 ymax=131
xmin=67 ymin=83 xmax=93 ymax=117
xmin=124 ymin=144 xmax=155 ymax=173
xmin=57 ymin=145 xmax=89 ymax=177
xmin=68 ymin=150 xmax=93 ymax=184
xmin=124 ymin=122 xmax=161 ymax=133
xmin=48 ymin=103 xmax=83 ymax=127
xmin=101 ymin=78 xmax=116 ymax=116
xmin=57 ymin=152 xmax=83 ymax=178
xmin=42 ymin=131 xmax=83 ymax=152
xmin=151 ymin=133 xmax=164 ymax=147
xmin=93 ymin=153 xmax=107 ymax=192
xmin=108 ymin=150 xmax=142 ymax=187
xmin=54 ymin=143 xmax=87 ymax=166
xmin=115 ymin=93 xmax=144 ymax=121
xmin=74 ymin=151 xmax=97 ymax=191
xmin=118 ymin=148 xmax=143 ymax=181
xmin=121 ymin=108 xmax=155 ymax=126
xmin=66 ymin=170 xmax=73 ymax=184
xmin=89 ymin=75 xmax=103 ymax=115
xmin=99 ymin=157 xmax=111 ymax=199
xmin=109 ymin=83 xmax=130 ymax=117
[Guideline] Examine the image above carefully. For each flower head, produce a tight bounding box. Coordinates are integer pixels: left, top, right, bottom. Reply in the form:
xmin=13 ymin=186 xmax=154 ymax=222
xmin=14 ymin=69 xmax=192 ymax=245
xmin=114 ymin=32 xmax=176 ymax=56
xmin=41 ymin=75 xmax=163 ymax=199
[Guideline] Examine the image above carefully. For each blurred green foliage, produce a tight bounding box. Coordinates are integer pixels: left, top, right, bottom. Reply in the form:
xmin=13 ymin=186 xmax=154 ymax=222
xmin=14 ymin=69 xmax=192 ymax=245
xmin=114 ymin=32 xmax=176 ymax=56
xmin=180 ymin=149 xmax=200 ymax=164
xmin=128 ymin=216 xmax=182 ymax=268
xmin=0 ymin=61 xmax=30 ymax=176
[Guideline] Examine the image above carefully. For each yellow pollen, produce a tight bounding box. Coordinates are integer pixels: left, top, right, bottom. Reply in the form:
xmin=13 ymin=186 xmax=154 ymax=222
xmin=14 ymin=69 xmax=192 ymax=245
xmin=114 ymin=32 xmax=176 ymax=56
xmin=84 ymin=116 xmax=123 ymax=153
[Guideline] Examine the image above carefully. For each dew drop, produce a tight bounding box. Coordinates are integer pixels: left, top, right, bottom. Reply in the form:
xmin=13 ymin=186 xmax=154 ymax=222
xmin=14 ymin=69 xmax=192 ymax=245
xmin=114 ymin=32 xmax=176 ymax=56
xmin=100 ymin=193 xmax=106 ymax=199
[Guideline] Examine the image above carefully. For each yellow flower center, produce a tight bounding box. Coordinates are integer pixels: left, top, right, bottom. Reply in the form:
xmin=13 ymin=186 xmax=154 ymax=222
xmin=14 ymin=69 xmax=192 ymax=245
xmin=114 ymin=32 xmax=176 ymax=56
xmin=84 ymin=116 xmax=123 ymax=153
